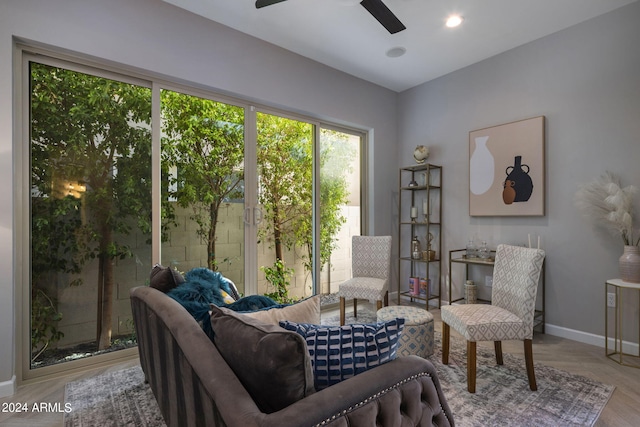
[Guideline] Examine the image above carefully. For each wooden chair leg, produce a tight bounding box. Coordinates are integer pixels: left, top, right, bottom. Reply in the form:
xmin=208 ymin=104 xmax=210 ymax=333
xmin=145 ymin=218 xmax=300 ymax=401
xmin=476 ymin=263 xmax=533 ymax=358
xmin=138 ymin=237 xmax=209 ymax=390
xmin=494 ymin=341 xmax=504 ymax=365
xmin=376 ymin=300 xmax=383 ymax=311
xmin=524 ymin=339 xmax=537 ymax=391
xmin=467 ymin=341 xmax=477 ymax=393
xmin=442 ymin=322 xmax=450 ymax=365
xmin=384 ymin=290 xmax=389 ymax=307
xmin=353 ymin=298 xmax=358 ymax=319
xmin=339 ymin=297 xmax=346 ymax=326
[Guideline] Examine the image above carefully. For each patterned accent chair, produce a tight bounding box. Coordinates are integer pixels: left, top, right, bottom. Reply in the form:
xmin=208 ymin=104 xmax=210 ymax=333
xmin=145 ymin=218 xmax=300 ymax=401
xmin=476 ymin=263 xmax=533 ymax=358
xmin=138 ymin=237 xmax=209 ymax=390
xmin=337 ymin=235 xmax=392 ymax=326
xmin=441 ymin=244 xmax=545 ymax=393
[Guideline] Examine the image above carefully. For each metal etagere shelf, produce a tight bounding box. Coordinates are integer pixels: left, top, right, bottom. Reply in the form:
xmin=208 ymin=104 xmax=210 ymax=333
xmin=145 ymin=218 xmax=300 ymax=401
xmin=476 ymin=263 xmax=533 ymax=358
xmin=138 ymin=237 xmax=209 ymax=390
xmin=397 ymin=164 xmax=442 ymax=310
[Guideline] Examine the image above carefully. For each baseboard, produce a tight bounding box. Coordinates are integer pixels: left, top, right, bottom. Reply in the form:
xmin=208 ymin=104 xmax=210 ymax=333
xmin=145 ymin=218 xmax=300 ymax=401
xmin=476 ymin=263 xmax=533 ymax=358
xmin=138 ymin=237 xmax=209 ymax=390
xmin=0 ymin=375 xmax=16 ymax=398
xmin=543 ymin=323 xmax=639 ymax=355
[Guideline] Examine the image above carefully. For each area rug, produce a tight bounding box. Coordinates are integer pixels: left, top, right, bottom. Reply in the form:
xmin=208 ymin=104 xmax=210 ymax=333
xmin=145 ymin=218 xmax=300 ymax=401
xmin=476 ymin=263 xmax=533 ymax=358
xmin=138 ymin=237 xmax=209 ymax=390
xmin=65 ymin=309 xmax=614 ymax=427
xmin=325 ymin=308 xmax=615 ymax=427
xmin=429 ymin=336 xmax=614 ymax=427
xmin=64 ymin=366 xmax=165 ymax=427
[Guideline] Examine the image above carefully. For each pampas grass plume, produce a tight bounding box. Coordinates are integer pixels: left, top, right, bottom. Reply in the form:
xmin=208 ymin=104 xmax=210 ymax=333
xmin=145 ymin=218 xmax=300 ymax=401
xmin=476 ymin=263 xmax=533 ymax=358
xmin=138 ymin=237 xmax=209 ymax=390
xmin=575 ymin=172 xmax=638 ymax=246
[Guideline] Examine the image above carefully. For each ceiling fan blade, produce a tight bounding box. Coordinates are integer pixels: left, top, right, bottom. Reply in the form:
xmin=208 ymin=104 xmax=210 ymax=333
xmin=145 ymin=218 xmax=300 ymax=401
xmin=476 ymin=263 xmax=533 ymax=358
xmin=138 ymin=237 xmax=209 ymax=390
xmin=255 ymin=0 xmax=288 ymax=8
xmin=360 ymin=0 xmax=406 ymax=34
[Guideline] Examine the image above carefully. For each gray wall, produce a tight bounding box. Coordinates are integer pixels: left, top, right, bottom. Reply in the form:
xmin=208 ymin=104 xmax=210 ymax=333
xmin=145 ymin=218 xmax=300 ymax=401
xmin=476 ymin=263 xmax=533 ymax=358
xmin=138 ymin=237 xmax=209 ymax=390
xmin=398 ymin=2 xmax=640 ymax=344
xmin=0 ymin=0 xmax=398 ymax=392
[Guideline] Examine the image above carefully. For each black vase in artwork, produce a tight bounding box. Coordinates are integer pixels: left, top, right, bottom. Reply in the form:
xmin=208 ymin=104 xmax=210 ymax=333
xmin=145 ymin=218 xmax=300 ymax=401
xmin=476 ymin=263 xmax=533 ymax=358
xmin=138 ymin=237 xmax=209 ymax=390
xmin=503 ymin=155 xmax=533 ymax=203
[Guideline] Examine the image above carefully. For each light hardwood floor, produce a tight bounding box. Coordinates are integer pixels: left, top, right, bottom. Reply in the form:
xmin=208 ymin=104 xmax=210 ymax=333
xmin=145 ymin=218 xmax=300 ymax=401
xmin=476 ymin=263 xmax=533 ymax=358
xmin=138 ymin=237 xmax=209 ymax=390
xmin=1 ymin=305 xmax=639 ymax=426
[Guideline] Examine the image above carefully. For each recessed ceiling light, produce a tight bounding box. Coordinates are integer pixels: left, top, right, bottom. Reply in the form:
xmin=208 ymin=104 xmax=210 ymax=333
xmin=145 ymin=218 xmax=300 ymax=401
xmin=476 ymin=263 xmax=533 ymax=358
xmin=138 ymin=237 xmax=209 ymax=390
xmin=445 ymin=15 xmax=464 ymax=28
xmin=386 ymin=46 xmax=406 ymax=58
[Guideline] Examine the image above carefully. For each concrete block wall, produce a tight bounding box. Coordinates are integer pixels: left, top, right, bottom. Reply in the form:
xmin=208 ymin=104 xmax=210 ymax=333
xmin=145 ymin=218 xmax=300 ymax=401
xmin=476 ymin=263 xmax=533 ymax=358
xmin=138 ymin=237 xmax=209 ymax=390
xmin=52 ymin=202 xmax=359 ymax=348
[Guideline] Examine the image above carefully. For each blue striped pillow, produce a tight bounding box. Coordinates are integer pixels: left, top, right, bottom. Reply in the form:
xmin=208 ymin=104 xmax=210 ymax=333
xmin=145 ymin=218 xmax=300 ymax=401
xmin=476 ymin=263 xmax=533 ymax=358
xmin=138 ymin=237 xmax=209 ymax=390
xmin=279 ymin=319 xmax=404 ymax=390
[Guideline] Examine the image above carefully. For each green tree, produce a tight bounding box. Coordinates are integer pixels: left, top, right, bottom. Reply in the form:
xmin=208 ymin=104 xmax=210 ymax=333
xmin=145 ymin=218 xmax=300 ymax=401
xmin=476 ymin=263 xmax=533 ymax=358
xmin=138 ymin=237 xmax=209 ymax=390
xmin=161 ymin=91 xmax=245 ymax=270
xmin=257 ymin=118 xmax=353 ymax=292
xmin=30 ymin=194 xmax=82 ymax=361
xmin=257 ymin=114 xmax=313 ymax=267
xmin=313 ymin=130 xmax=354 ymax=269
xmin=261 ymin=259 xmax=295 ymax=304
xmin=290 ymin=130 xmax=353 ymax=275
xmin=30 ymin=63 xmax=152 ymax=351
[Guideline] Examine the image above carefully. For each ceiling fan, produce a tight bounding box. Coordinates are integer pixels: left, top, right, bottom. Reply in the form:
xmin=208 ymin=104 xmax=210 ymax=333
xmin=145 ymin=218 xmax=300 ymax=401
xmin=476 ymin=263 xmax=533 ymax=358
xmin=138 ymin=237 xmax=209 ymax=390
xmin=255 ymin=0 xmax=406 ymax=34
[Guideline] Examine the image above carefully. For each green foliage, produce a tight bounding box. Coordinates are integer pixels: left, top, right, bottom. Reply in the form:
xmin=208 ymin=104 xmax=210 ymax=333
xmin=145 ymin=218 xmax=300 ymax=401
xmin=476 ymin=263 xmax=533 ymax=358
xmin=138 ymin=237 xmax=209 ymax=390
xmin=30 ymin=193 xmax=82 ymax=362
xmin=257 ymin=120 xmax=354 ymax=275
xmin=256 ymin=113 xmax=313 ymax=262
xmin=31 ymin=195 xmax=84 ymax=285
xmin=256 ymin=117 xmax=357 ymax=302
xmin=161 ymin=90 xmax=245 ymax=270
xmin=30 ymin=62 xmax=153 ymax=263
xmin=310 ymin=129 xmax=354 ymax=268
xmin=30 ymin=62 xmax=153 ymax=349
xmin=28 ymin=64 xmax=356 ymax=354
xmin=31 ymin=289 xmax=64 ymax=363
xmin=261 ymin=259 xmax=297 ymax=304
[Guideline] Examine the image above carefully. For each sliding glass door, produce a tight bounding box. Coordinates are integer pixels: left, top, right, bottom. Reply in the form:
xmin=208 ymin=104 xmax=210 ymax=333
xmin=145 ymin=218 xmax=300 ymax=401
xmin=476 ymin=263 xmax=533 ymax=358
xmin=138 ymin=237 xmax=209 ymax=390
xmin=22 ymin=54 xmax=365 ymax=380
xmin=160 ymin=88 xmax=246 ymax=293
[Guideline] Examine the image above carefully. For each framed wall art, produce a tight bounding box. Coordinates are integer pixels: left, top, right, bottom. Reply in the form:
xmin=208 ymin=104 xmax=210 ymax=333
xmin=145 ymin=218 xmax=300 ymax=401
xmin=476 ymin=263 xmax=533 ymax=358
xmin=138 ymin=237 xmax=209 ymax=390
xmin=469 ymin=116 xmax=545 ymax=216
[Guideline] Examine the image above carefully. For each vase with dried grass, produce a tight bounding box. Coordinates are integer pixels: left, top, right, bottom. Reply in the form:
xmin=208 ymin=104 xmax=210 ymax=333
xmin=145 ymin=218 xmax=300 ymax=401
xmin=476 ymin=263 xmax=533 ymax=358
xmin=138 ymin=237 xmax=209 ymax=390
xmin=575 ymin=172 xmax=640 ymax=283
xmin=619 ymin=245 xmax=640 ymax=283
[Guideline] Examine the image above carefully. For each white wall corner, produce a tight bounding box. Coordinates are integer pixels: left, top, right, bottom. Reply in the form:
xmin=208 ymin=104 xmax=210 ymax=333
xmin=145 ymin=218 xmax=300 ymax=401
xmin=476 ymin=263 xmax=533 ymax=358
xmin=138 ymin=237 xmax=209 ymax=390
xmin=0 ymin=375 xmax=16 ymax=398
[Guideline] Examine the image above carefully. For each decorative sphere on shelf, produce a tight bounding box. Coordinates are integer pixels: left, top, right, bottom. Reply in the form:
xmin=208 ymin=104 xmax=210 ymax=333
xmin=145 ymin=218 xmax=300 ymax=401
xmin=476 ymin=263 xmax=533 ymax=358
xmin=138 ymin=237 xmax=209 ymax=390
xmin=413 ymin=145 xmax=429 ymax=164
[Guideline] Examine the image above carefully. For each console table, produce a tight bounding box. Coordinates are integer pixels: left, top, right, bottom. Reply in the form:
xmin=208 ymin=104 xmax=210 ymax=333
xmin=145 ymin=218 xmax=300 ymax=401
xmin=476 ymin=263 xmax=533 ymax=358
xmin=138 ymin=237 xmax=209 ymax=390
xmin=448 ymin=248 xmax=495 ymax=305
xmin=605 ymin=278 xmax=640 ymax=368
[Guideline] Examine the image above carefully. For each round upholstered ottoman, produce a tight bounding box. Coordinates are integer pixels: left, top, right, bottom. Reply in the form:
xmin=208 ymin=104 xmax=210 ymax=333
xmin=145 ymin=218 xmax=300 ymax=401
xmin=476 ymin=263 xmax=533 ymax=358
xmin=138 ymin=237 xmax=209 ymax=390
xmin=377 ymin=306 xmax=434 ymax=358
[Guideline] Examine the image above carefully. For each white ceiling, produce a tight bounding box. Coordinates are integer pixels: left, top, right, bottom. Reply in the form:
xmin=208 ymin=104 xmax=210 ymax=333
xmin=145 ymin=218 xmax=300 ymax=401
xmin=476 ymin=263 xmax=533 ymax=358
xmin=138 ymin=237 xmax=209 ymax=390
xmin=162 ymin=0 xmax=637 ymax=92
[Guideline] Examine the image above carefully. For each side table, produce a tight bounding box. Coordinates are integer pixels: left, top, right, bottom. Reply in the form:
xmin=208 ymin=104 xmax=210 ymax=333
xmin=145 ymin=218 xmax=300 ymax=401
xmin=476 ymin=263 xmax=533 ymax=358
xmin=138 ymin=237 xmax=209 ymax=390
xmin=605 ymin=278 xmax=640 ymax=368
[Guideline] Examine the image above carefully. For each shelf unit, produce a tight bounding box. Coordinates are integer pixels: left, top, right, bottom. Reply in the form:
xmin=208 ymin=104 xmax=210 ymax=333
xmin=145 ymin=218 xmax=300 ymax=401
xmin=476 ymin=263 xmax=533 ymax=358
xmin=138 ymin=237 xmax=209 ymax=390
xmin=448 ymin=248 xmax=545 ymax=332
xmin=397 ymin=164 xmax=442 ymax=310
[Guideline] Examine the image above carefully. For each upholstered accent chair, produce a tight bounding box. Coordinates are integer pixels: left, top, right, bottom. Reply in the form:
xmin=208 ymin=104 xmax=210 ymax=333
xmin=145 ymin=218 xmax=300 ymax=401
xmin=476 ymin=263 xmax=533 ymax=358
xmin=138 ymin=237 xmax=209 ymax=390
xmin=337 ymin=235 xmax=392 ymax=326
xmin=441 ymin=244 xmax=545 ymax=393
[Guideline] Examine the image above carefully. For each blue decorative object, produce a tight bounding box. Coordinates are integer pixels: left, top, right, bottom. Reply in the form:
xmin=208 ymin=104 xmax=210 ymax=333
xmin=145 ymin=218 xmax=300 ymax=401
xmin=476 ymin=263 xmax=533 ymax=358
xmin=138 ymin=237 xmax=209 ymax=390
xmin=279 ymin=319 xmax=405 ymax=390
xmin=227 ymin=295 xmax=280 ymax=312
xmin=166 ymin=267 xmax=278 ymax=338
xmin=168 ymin=268 xmax=228 ymax=306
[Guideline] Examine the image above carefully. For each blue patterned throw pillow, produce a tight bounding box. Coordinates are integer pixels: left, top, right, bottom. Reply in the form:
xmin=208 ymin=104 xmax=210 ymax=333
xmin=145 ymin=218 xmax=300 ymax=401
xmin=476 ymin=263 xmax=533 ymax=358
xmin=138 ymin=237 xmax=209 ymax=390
xmin=279 ymin=319 xmax=404 ymax=390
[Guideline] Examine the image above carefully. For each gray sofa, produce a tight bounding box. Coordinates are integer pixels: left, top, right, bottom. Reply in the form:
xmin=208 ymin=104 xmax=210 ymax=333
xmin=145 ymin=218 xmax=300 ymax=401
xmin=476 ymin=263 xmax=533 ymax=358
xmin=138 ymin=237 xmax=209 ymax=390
xmin=130 ymin=286 xmax=454 ymax=427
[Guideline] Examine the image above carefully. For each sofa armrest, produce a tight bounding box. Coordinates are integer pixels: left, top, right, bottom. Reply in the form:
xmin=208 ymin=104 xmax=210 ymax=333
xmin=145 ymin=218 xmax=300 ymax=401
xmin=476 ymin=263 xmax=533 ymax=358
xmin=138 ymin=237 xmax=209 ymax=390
xmin=252 ymin=356 xmax=453 ymax=427
xmin=132 ymin=286 xmax=266 ymax=427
